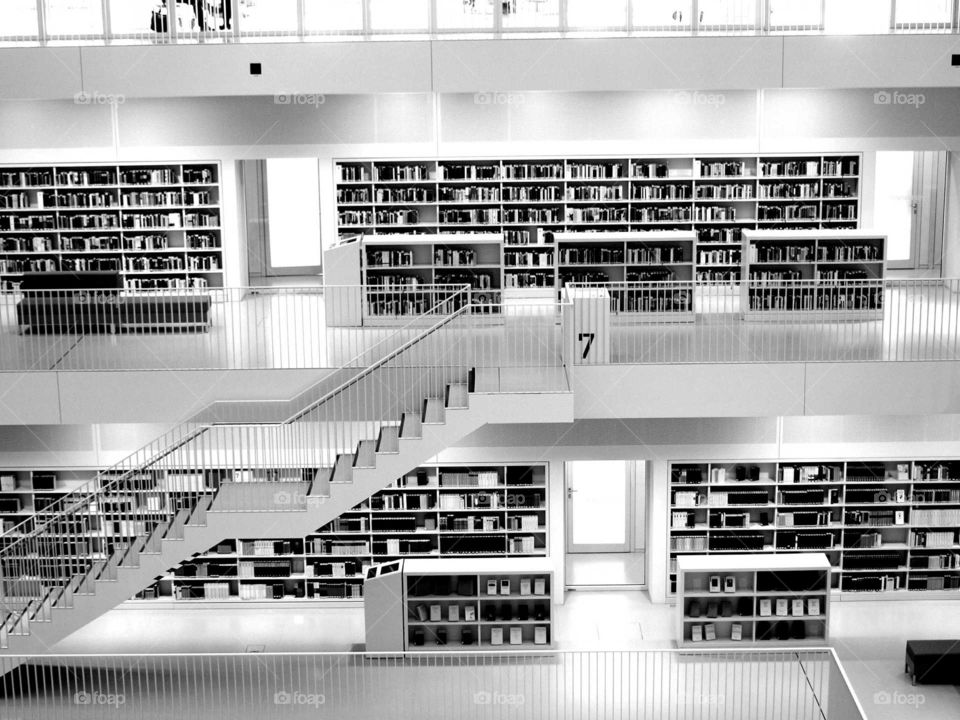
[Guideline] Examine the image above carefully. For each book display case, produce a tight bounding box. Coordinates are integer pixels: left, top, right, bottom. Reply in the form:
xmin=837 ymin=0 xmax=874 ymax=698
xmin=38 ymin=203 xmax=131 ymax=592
xmin=669 ymin=460 xmax=960 ymax=599
xmin=742 ymin=229 xmax=885 ymax=320
xmin=0 ymin=163 xmax=223 ymax=291
xmin=131 ymin=463 xmax=548 ymax=603
xmin=365 ymin=558 xmax=552 ymax=651
xmin=676 ymin=554 xmax=831 ymax=647
xmin=334 ymin=154 xmax=861 ymax=288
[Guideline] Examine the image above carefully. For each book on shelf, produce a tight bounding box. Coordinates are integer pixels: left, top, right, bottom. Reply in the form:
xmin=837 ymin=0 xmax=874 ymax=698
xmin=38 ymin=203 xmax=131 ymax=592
xmin=704 ymin=624 xmax=717 ymax=642
xmin=509 ymin=627 xmax=522 ymax=645
xmin=731 ymin=623 xmax=743 ymax=641
xmin=534 ymin=626 xmax=548 ymax=645
xmin=490 ymin=627 xmax=503 ymax=646
xmin=691 ymin=625 xmax=703 ymax=643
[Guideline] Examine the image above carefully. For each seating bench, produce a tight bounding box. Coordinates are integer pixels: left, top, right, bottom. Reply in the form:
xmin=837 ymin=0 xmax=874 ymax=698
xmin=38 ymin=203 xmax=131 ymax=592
xmin=118 ymin=295 xmax=212 ymax=332
xmin=905 ymin=640 xmax=960 ymax=685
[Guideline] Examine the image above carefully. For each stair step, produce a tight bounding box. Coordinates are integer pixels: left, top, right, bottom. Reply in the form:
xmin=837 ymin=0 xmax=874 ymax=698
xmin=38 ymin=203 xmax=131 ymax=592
xmin=309 ymin=467 xmax=332 ymax=498
xmin=423 ymin=398 xmax=445 ymax=425
xmin=142 ymin=521 xmax=170 ymax=554
xmin=187 ymin=495 xmax=214 ymax=526
xmin=473 ymin=367 xmax=500 ymax=393
xmin=78 ymin=560 xmax=107 ymax=595
xmin=332 ymin=454 xmax=353 ymax=484
xmin=400 ymin=412 xmax=422 ymax=440
xmin=377 ymin=425 xmax=400 ymax=454
xmin=353 ymin=440 xmax=377 ymax=469
xmin=119 ymin=536 xmax=147 ymax=568
xmin=446 ymin=383 xmax=469 ymax=409
xmin=165 ymin=508 xmax=191 ymax=540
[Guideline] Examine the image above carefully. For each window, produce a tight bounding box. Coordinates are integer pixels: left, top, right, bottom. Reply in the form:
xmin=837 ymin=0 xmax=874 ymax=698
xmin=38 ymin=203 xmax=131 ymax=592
xmin=0 ymin=0 xmax=39 ymax=38
xmin=874 ymin=152 xmax=916 ymax=264
xmin=568 ymin=0 xmax=628 ymax=29
xmin=502 ymin=0 xmax=561 ymax=30
xmin=825 ymin=0 xmax=892 ymax=34
xmin=895 ymin=0 xmax=953 ymax=28
xmin=436 ymin=0 xmax=494 ymax=29
xmin=697 ymin=0 xmax=758 ymax=29
xmin=238 ymin=0 xmax=298 ymax=33
xmin=368 ymin=0 xmax=429 ymax=31
xmin=44 ymin=0 xmax=103 ymax=37
xmin=108 ymin=0 xmax=156 ymax=36
xmin=266 ymin=159 xmax=323 ymax=269
xmin=768 ymin=0 xmax=822 ymax=30
xmin=304 ymin=0 xmax=363 ymax=33
xmin=631 ymin=0 xmax=693 ymax=30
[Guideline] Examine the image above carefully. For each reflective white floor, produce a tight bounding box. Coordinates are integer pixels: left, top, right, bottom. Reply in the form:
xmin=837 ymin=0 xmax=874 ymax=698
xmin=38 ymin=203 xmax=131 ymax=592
xmin=50 ymin=591 xmax=960 ymax=719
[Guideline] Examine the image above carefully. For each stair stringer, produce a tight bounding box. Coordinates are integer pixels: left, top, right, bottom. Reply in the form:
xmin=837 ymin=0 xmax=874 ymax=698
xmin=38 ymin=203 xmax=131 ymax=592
xmin=2 ymin=389 xmax=572 ymax=657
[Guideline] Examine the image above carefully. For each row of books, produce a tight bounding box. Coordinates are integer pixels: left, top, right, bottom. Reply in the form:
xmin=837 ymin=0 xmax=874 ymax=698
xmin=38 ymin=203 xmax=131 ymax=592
xmin=634 ymin=206 xmax=693 ymax=222
xmin=338 ymin=188 xmax=371 ymax=203
xmin=377 ymin=165 xmax=430 ymax=182
xmin=440 ymin=187 xmax=500 ymax=203
xmin=376 ymin=209 xmax=419 ymax=225
xmin=758 ymin=204 xmax=819 ymax=221
xmin=312 ymin=540 xmax=371 ymax=555
xmin=817 ymin=245 xmax=881 ymax=262
xmin=505 ymin=272 xmax=554 ymax=288
xmin=240 ymin=540 xmax=296 ymax=557
xmin=568 ymin=186 xmax=624 ymax=201
xmin=760 ymin=161 xmax=821 ymax=177
xmin=380 ymin=187 xmax=436 ymax=203
xmin=698 ymin=248 xmax=739 ymax=266
xmin=441 ymin=164 xmax=499 ymax=181
xmin=439 ymin=209 xmax=500 ymax=224
xmin=758 ymin=182 xmax=819 ymax=199
xmin=913 ymin=509 xmax=960 ymax=526
xmin=505 ymin=208 xmax=562 ymax=223
xmin=635 ymin=184 xmax=692 ymax=200
xmin=911 ymin=530 xmax=956 ymax=548
xmin=505 ymin=250 xmax=554 ymax=267
xmin=439 ymin=471 xmax=500 ymax=487
xmin=842 ymin=574 xmax=902 ymax=592
xmin=750 ymin=245 xmax=813 ymax=263
xmin=908 ymin=576 xmax=960 ymax=591
xmin=504 ymin=186 xmax=561 ymax=201
xmin=911 ymin=553 xmax=960 ymax=570
xmin=504 ymin=163 xmax=563 ymax=179
xmin=696 ymin=184 xmax=754 ymax=200
xmin=695 ymin=206 xmax=739 ymax=221
xmin=438 ymin=493 xmax=500 ymax=510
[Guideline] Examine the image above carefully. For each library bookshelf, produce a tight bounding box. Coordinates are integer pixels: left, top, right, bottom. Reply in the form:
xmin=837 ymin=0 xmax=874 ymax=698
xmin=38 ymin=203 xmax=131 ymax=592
xmin=742 ymin=229 xmax=886 ymax=321
xmin=365 ymin=557 xmax=553 ymax=651
xmin=334 ymin=154 xmax=861 ymax=291
xmin=676 ymin=554 xmax=831 ymax=647
xmin=669 ymin=460 xmax=960 ymax=601
xmin=556 ymin=230 xmax=696 ymax=323
xmin=129 ymin=463 xmax=548 ymax=603
xmin=0 ymin=163 xmax=224 ymax=291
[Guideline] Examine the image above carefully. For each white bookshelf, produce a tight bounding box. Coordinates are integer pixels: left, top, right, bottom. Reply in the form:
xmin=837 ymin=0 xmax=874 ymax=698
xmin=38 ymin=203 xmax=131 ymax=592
xmin=669 ymin=460 xmax=960 ymax=600
xmin=676 ymin=553 xmax=831 ymax=647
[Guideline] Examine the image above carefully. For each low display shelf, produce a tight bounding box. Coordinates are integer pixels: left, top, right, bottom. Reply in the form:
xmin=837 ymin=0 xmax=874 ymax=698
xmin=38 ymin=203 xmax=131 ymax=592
xmin=742 ymin=229 xmax=885 ymax=321
xmin=669 ymin=460 xmax=960 ymax=598
xmin=132 ymin=463 xmax=548 ymax=603
xmin=0 ymin=162 xmax=224 ymax=291
xmin=676 ymin=553 xmax=830 ymax=647
xmin=364 ymin=557 xmax=553 ymax=652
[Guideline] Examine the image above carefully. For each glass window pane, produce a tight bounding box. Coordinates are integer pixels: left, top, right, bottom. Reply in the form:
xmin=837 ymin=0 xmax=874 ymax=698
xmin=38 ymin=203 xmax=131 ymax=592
xmin=369 ymin=0 xmax=429 ymax=31
xmin=568 ymin=0 xmax=627 ymax=28
xmin=266 ymin=159 xmax=323 ymax=268
xmin=632 ymin=0 xmax=692 ymax=29
xmin=769 ymin=0 xmax=822 ymax=28
xmin=437 ymin=0 xmax=493 ymax=29
xmin=44 ymin=0 xmax=103 ymax=36
xmin=304 ymin=0 xmax=363 ymax=32
xmin=239 ymin=0 xmax=297 ymax=32
xmin=108 ymin=0 xmax=156 ymax=35
xmin=0 ymin=0 xmax=39 ymax=37
xmin=875 ymin=152 xmax=915 ymax=262
xmin=895 ymin=0 xmax=952 ymax=26
xmin=502 ymin=0 xmax=560 ymax=29
xmin=826 ymin=0 xmax=892 ymax=34
xmin=697 ymin=0 xmax=757 ymax=27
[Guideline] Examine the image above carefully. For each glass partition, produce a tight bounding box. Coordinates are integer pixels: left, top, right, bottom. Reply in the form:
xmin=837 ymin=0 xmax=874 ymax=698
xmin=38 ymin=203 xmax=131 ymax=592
xmin=632 ymin=0 xmax=693 ymax=31
xmin=108 ymin=0 xmax=157 ymax=37
xmin=768 ymin=0 xmax=823 ymax=31
xmin=502 ymin=0 xmax=561 ymax=30
xmin=304 ymin=0 xmax=364 ymax=33
xmin=437 ymin=0 xmax=495 ymax=30
xmin=369 ymin=0 xmax=430 ymax=32
xmin=0 ymin=0 xmax=39 ymax=39
xmin=697 ymin=0 xmax=758 ymax=30
xmin=239 ymin=0 xmax=298 ymax=34
xmin=826 ymin=0 xmax=892 ymax=34
xmin=44 ymin=0 xmax=104 ymax=37
xmin=568 ymin=0 xmax=628 ymax=29
xmin=895 ymin=0 xmax=953 ymax=29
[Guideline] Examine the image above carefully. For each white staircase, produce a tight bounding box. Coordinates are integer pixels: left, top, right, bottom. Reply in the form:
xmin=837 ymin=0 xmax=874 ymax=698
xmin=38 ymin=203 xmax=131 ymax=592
xmin=0 ymin=376 xmax=572 ymax=656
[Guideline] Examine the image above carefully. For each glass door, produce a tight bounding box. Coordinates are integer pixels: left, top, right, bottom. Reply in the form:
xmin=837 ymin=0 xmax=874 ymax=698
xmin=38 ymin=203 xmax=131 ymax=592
xmin=875 ymin=151 xmax=918 ymax=270
xmin=566 ymin=460 xmax=631 ymax=553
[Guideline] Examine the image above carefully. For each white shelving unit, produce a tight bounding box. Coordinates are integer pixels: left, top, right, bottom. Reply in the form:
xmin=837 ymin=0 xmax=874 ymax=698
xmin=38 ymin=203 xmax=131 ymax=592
xmin=676 ymin=553 xmax=831 ymax=647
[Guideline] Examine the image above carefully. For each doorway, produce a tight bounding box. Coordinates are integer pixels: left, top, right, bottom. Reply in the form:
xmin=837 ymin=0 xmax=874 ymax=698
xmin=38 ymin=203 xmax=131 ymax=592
xmin=565 ymin=460 xmax=645 ymax=587
xmin=242 ymin=159 xmax=324 ymax=285
xmin=875 ymin=150 xmax=946 ymax=273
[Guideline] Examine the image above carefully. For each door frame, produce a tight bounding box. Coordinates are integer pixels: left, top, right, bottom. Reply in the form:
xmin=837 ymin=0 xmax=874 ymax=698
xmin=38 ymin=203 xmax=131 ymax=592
xmin=565 ymin=460 xmax=635 ymax=554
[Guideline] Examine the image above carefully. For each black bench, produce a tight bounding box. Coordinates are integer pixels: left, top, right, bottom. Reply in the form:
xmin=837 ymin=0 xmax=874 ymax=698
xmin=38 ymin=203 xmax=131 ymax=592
xmin=16 ymin=272 xmax=212 ymax=334
xmin=905 ymin=640 xmax=960 ymax=685
xmin=16 ymin=271 xmax=123 ymax=334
